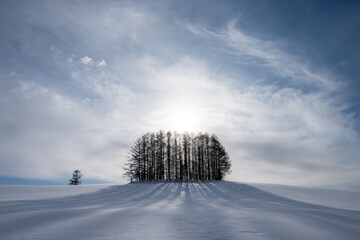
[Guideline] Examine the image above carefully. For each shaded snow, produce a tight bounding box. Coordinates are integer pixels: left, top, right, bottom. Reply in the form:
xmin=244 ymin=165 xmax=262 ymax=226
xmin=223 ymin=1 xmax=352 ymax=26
xmin=0 ymin=184 xmax=115 ymax=201
xmin=0 ymin=181 xmax=359 ymax=239
xmin=250 ymin=183 xmax=360 ymax=211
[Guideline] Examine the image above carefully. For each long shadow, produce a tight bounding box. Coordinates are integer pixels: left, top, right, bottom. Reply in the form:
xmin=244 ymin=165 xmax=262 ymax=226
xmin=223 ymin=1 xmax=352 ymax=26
xmin=191 ymin=181 xmax=360 ymax=239
xmin=1 ymin=181 xmax=360 ymax=239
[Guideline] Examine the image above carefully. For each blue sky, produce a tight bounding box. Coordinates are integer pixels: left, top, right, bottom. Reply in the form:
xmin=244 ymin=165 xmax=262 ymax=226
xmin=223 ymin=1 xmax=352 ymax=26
xmin=1 ymin=0 xmax=359 ymax=189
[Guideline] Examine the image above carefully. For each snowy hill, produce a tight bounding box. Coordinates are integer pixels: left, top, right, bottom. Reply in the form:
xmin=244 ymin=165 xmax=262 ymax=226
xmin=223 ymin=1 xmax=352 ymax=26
xmin=1 ymin=181 xmax=359 ymax=240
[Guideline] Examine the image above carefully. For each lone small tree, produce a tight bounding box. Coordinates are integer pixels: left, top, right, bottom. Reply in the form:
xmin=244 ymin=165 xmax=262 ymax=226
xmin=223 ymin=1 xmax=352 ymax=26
xmin=69 ymin=170 xmax=82 ymax=185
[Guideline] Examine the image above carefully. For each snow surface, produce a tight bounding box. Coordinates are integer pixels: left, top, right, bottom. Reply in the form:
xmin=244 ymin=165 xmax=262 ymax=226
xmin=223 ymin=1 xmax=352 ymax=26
xmin=250 ymin=183 xmax=360 ymax=211
xmin=0 ymin=184 xmax=115 ymax=201
xmin=1 ymin=181 xmax=359 ymax=240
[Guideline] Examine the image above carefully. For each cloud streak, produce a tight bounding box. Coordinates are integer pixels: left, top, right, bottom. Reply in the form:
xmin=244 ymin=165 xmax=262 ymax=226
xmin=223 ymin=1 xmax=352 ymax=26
xmin=187 ymin=19 xmax=341 ymax=91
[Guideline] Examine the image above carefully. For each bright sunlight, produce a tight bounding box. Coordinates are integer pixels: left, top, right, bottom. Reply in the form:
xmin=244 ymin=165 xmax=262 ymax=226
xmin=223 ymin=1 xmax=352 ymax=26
xmin=166 ymin=107 xmax=200 ymax=133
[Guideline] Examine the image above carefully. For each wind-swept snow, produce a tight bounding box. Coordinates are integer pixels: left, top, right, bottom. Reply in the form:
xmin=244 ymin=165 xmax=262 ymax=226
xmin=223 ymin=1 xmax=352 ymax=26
xmin=0 ymin=184 xmax=115 ymax=201
xmin=0 ymin=181 xmax=359 ymax=240
xmin=251 ymin=183 xmax=360 ymax=211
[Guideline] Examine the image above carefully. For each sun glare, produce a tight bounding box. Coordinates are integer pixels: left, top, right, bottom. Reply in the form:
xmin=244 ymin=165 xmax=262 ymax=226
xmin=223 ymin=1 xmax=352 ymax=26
xmin=167 ymin=107 xmax=199 ymax=133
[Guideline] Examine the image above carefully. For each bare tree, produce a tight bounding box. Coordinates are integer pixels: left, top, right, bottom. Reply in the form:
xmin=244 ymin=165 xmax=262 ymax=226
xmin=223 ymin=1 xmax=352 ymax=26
xmin=166 ymin=131 xmax=172 ymax=180
xmin=124 ymin=131 xmax=231 ymax=182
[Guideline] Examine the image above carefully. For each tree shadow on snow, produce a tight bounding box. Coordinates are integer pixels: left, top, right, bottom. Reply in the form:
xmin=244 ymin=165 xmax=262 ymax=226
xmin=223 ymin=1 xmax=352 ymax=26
xmin=1 ymin=181 xmax=359 ymax=239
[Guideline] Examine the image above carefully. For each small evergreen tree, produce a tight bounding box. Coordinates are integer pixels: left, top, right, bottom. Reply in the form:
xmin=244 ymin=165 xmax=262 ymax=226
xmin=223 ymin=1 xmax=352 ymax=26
xmin=69 ymin=170 xmax=82 ymax=185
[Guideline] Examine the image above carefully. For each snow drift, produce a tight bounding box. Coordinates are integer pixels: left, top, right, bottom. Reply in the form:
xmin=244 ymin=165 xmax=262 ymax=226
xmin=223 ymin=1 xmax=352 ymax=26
xmin=1 ymin=181 xmax=359 ymax=239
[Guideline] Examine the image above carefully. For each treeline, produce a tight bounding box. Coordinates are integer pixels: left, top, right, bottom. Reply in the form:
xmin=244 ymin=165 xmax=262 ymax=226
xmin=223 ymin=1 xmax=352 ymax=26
xmin=124 ymin=131 xmax=231 ymax=182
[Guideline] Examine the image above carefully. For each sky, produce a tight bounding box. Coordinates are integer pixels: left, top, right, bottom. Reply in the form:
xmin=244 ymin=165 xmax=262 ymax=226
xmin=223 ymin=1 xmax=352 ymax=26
xmin=0 ymin=0 xmax=360 ymax=189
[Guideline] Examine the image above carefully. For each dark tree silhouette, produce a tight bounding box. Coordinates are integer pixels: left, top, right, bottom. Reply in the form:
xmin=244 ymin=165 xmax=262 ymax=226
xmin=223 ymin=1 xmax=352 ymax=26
xmin=124 ymin=131 xmax=231 ymax=181
xmin=69 ymin=170 xmax=82 ymax=185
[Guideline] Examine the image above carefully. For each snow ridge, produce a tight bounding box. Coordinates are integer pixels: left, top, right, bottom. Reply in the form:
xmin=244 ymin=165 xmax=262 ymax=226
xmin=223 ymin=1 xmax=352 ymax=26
xmin=1 ymin=181 xmax=359 ymax=240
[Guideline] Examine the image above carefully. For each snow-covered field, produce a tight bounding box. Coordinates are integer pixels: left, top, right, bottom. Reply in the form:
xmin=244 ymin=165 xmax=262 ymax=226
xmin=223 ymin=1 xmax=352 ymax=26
xmin=1 ymin=181 xmax=359 ymax=240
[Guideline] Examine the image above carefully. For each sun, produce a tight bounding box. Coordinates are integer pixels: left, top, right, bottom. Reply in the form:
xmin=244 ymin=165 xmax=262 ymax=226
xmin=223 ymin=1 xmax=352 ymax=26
xmin=167 ymin=107 xmax=199 ymax=133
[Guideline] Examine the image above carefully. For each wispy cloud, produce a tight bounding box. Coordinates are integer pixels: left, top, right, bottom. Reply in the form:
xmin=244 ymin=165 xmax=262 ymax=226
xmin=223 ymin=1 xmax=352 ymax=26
xmin=186 ymin=19 xmax=340 ymax=91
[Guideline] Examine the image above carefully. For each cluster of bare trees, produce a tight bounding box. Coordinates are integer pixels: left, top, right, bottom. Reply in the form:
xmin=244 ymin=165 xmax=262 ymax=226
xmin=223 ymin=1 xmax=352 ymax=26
xmin=124 ymin=131 xmax=231 ymax=182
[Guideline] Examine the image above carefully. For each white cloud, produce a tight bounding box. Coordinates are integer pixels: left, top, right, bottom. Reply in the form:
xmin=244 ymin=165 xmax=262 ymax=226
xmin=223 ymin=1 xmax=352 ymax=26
xmin=80 ymin=56 xmax=93 ymax=65
xmin=97 ymin=59 xmax=106 ymax=67
xmin=80 ymin=57 xmax=106 ymax=67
